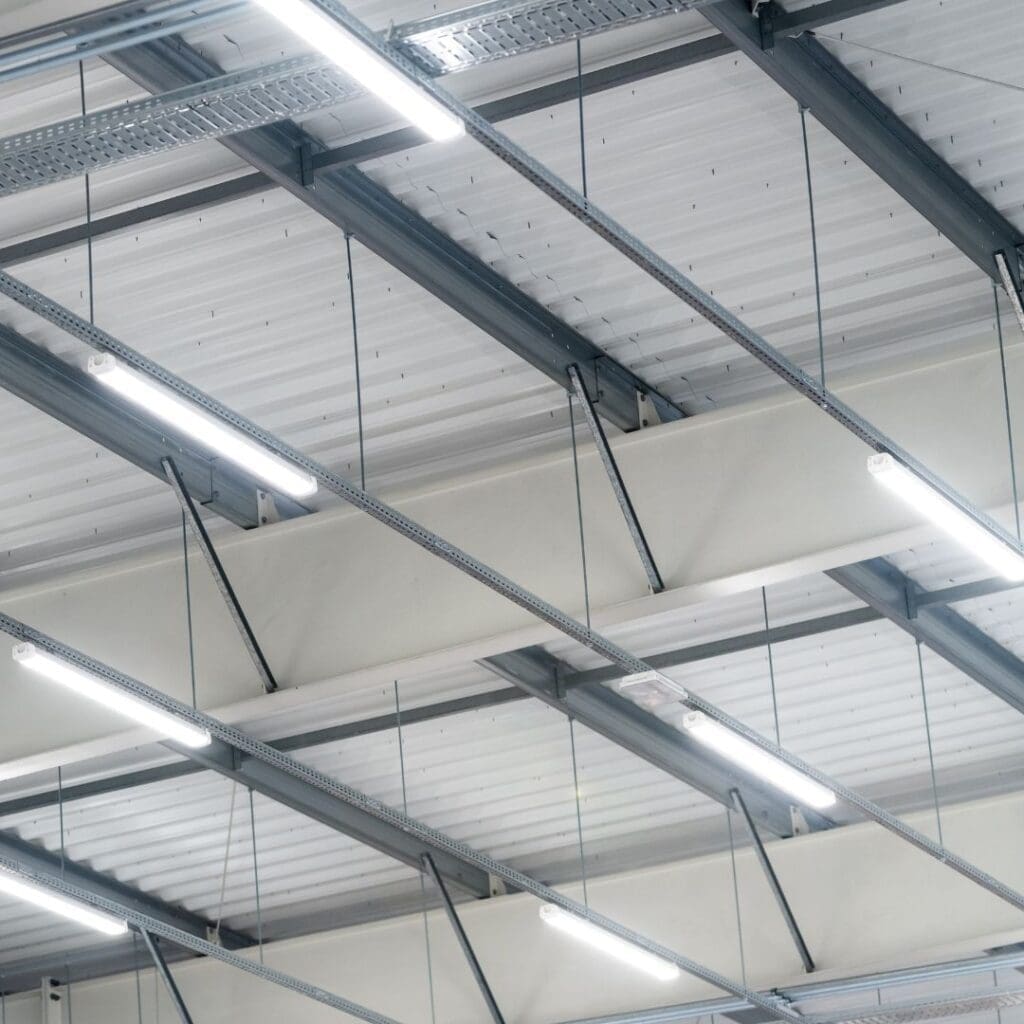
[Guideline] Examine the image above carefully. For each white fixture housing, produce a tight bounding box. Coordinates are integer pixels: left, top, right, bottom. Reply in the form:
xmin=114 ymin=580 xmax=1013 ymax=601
xmin=87 ymin=353 xmax=318 ymax=499
xmin=12 ymin=643 xmax=212 ymax=749
xmin=538 ymin=904 xmax=680 ymax=982
xmin=0 ymin=870 xmax=128 ymax=936
xmin=867 ymin=453 xmax=1024 ymax=581
xmin=614 ymin=670 xmax=688 ymax=709
xmin=681 ymin=711 xmax=836 ymax=810
xmin=251 ymin=0 xmax=465 ymax=142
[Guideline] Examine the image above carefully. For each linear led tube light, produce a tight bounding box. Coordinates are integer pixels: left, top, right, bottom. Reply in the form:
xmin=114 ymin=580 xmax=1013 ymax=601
xmin=0 ymin=870 xmax=128 ymax=936
xmin=867 ymin=453 xmax=1024 ymax=581
xmin=538 ymin=904 xmax=680 ymax=982
xmin=87 ymin=354 xmax=317 ymax=499
xmin=681 ymin=711 xmax=835 ymax=810
xmin=12 ymin=643 xmax=212 ymax=749
xmin=613 ymin=670 xmax=688 ymax=710
xmin=251 ymin=0 xmax=464 ymax=141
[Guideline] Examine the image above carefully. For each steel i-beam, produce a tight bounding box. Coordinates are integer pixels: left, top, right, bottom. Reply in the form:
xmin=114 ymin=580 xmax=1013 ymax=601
xmin=162 ymin=456 xmax=279 ymax=694
xmin=255 ymin=1 xmax=1024 ymax=568
xmin=698 ymin=0 xmax=1024 ymax=292
xmin=421 ymin=854 xmax=506 ymax=1024
xmin=567 ymin=364 xmax=664 ymax=593
xmin=4 ymin=278 xmax=1024 ymax=921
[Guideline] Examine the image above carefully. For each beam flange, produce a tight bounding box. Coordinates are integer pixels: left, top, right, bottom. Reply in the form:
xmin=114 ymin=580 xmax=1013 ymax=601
xmin=0 ymin=322 xmax=308 ymax=529
xmin=0 ymin=829 xmax=251 ymax=949
xmin=102 ymin=43 xmax=682 ymax=434
xmin=827 ymin=557 xmax=1024 ymax=715
xmin=481 ymin=646 xmax=832 ymax=836
xmin=699 ymin=0 xmax=1024 ymax=290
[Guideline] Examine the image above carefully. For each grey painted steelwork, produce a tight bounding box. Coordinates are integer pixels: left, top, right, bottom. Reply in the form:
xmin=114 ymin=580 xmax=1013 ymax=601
xmin=285 ymin=0 xmax=1024 ymax=566
xmin=0 ymin=829 xmax=252 ymax=949
xmin=422 ymin=854 xmax=506 ymax=1024
xmin=140 ymin=930 xmax=195 ymax=1024
xmin=0 ymin=322 xmax=308 ymax=529
xmin=102 ymin=43 xmax=681 ymax=435
xmin=0 ymin=1 xmax=245 ymax=84
xmin=699 ymin=0 xmax=1024 ymax=291
xmin=163 ymin=456 xmax=279 ymax=694
xmin=996 ymin=251 xmax=1024 ymax=336
xmin=827 ymin=557 xmax=1024 ymax=715
xmin=0 ymin=849 xmax=401 ymax=1024
xmin=391 ymin=0 xmax=716 ymax=74
xmin=0 ymin=612 xmax=803 ymax=1021
xmin=0 ymin=55 xmax=361 ymax=195
xmin=4 ymin=277 xmax=1023 ymax=917
xmin=568 ymin=364 xmax=664 ymax=593
xmin=481 ymin=646 xmax=831 ymax=837
xmin=0 ymin=0 xmax=910 ymax=270
xmin=730 ymin=788 xmax=814 ymax=973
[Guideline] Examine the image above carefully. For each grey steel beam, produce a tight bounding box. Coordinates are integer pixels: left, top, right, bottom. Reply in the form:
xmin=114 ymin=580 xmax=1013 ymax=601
xmin=0 ymin=848 xmax=400 ymax=1024
xmin=0 ymin=828 xmax=252 ymax=949
xmin=730 ymin=788 xmax=814 ymax=973
xmin=181 ymin=736 xmax=493 ymax=898
xmin=0 ymin=612 xmax=803 ymax=1021
xmin=140 ymin=930 xmax=195 ymax=1024
xmin=163 ymin=456 xmax=279 ymax=694
xmin=699 ymin=0 xmax=1024 ymax=291
xmin=7 ymin=282 xmax=1024 ymax=921
xmin=0 ymin=322 xmax=308 ymax=529
xmin=101 ymin=42 xmax=680 ymax=434
xmin=568 ymin=364 xmax=664 ymax=592
xmin=0 ymin=0 xmax=910 ymax=271
xmin=421 ymin=853 xmax=506 ymax=1024
xmin=827 ymin=557 xmax=1024 ymax=715
xmin=481 ymin=646 xmax=831 ymax=837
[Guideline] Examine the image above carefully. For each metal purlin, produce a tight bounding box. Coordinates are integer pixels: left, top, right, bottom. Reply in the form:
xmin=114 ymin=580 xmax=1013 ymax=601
xmin=2 ymin=271 xmax=1024 ymax=921
xmin=296 ymin=0 xmax=1024 ymax=564
xmin=0 ymin=615 xmax=801 ymax=1022
xmin=0 ymin=850 xmax=401 ymax=1024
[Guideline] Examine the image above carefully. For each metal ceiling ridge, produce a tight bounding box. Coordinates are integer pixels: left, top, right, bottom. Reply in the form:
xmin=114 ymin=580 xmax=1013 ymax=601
xmin=0 ymin=272 xmax=1022 ymax=921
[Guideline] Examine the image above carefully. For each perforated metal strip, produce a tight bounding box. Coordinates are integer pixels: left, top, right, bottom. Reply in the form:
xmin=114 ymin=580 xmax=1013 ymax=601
xmin=0 ymin=610 xmax=801 ymax=1022
xmin=393 ymin=0 xmax=713 ymax=74
xmin=0 ymin=56 xmax=356 ymax=194
xmin=0 ymin=852 xmax=400 ymax=1024
xmin=2 ymin=266 xmax=1024 ymax=919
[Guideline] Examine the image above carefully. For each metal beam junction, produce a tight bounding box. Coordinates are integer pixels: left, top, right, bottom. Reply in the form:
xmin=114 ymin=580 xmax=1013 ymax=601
xmin=698 ymin=0 xmax=1024 ymax=293
xmin=2 ymin=276 xmax=1022 ymax=921
xmin=140 ymin=930 xmax=196 ymax=1024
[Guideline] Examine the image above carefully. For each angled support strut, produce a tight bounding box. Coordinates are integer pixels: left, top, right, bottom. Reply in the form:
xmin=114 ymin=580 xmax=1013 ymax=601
xmin=421 ymin=853 xmax=506 ymax=1024
xmin=567 ymin=364 xmax=664 ymax=593
xmin=731 ymin=789 xmax=814 ymax=973
xmin=141 ymin=930 xmax=196 ymax=1024
xmin=162 ymin=456 xmax=279 ymax=693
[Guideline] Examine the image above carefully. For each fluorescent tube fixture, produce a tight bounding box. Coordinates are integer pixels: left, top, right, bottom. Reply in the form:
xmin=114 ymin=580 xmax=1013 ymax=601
xmin=0 ymin=870 xmax=127 ymax=936
xmin=87 ymin=354 xmax=317 ymax=499
xmin=681 ymin=711 xmax=835 ymax=810
xmin=12 ymin=643 xmax=212 ymax=749
xmin=251 ymin=0 xmax=464 ymax=141
xmin=867 ymin=453 xmax=1024 ymax=581
xmin=614 ymin=670 xmax=688 ymax=710
xmin=538 ymin=904 xmax=680 ymax=982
